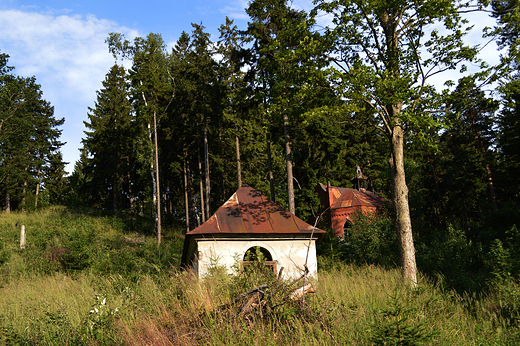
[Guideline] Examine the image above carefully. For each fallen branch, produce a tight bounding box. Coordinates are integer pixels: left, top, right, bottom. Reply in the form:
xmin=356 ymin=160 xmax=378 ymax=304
xmin=289 ymin=284 xmax=316 ymax=301
xmin=219 ymin=285 xmax=269 ymax=311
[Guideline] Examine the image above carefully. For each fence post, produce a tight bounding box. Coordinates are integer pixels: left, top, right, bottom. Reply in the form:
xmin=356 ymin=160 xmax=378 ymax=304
xmin=20 ymin=225 xmax=26 ymax=249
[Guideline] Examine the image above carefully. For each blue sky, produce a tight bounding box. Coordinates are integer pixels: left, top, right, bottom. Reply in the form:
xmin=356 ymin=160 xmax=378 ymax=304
xmin=0 ymin=0 xmax=265 ymax=174
xmin=0 ymin=0 xmax=499 ymax=174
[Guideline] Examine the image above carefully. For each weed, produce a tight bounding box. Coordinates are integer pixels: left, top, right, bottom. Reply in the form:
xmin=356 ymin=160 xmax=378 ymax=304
xmin=85 ymin=294 xmax=120 ymax=342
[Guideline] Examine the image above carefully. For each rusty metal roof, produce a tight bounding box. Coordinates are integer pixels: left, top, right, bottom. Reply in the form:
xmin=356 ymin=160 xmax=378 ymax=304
xmin=331 ymin=188 xmax=384 ymax=209
xmin=317 ymin=182 xmax=385 ymax=210
xmin=186 ymin=185 xmax=325 ymax=236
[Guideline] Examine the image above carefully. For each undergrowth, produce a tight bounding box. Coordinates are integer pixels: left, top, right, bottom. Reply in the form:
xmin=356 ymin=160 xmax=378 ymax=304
xmin=1 ymin=207 xmax=520 ymax=345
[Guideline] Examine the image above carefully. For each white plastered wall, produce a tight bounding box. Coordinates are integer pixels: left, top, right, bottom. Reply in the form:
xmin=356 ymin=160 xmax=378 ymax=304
xmin=194 ymin=237 xmax=319 ymax=280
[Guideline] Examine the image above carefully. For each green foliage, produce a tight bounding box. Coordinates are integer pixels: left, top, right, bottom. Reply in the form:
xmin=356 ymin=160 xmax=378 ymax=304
xmin=496 ymin=77 xmax=520 ymax=204
xmin=0 ymin=206 xmax=520 ymax=345
xmin=345 ymin=210 xmax=399 ymax=267
xmin=318 ymin=210 xmax=398 ymax=268
xmin=60 ymin=229 xmax=94 ymax=271
xmin=0 ymin=54 xmax=65 ymax=212
xmin=417 ymin=224 xmax=483 ymax=293
xmin=317 ymin=229 xmax=352 ymax=270
xmin=371 ymin=292 xmax=436 ymax=346
xmin=85 ymin=294 xmax=120 ymax=342
xmin=0 ymin=241 xmax=9 ymax=265
xmin=487 ymin=238 xmax=513 ymax=281
xmin=0 ymin=207 xmax=184 ymax=283
xmin=484 ymin=224 xmax=520 ymax=282
xmin=82 ymin=64 xmax=138 ymax=211
xmin=232 ymin=246 xmax=278 ymax=291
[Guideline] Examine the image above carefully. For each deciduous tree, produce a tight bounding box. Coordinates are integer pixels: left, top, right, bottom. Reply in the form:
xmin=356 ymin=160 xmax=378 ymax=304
xmin=313 ymin=0 xmax=485 ymax=286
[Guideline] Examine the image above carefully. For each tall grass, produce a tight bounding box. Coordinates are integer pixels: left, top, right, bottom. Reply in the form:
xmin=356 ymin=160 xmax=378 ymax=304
xmin=1 ymin=208 xmax=520 ymax=345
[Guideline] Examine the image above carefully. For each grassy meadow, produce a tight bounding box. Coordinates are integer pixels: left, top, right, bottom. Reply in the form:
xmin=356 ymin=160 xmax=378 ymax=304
xmin=1 ymin=207 xmax=520 ymax=345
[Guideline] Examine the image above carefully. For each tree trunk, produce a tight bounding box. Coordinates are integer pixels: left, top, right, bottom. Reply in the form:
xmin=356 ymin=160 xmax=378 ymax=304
xmin=22 ymin=169 xmax=27 ymax=213
xmin=187 ymin=160 xmax=197 ymax=230
xmin=203 ymin=112 xmax=211 ymax=219
xmin=142 ymin=84 xmax=161 ymax=245
xmin=127 ymin=157 xmax=134 ymax=212
xmin=113 ymin=177 xmax=118 ymax=212
xmin=153 ymin=110 xmax=161 ymax=246
xmin=389 ymin=123 xmax=417 ymax=288
xmin=147 ymin=122 xmax=160 ymax=245
xmin=5 ymin=194 xmax=10 ymax=213
xmin=468 ymin=111 xmax=498 ymax=211
xmin=284 ymin=112 xmax=295 ymax=214
xmin=35 ymin=166 xmax=40 ymax=208
xmin=266 ymin=130 xmax=275 ymax=203
xmin=183 ymin=158 xmax=190 ymax=233
xmin=219 ymin=127 xmax=226 ymax=204
xmin=236 ymin=122 xmax=242 ymax=189
xmin=198 ymin=152 xmax=205 ymax=224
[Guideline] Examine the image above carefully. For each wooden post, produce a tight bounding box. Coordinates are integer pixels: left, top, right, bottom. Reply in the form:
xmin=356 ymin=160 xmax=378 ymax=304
xmin=20 ymin=225 xmax=26 ymax=249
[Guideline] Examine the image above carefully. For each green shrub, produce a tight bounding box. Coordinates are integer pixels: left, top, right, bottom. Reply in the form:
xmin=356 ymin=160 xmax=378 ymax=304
xmin=371 ymin=292 xmax=436 ymax=346
xmin=345 ymin=211 xmax=398 ymax=267
xmin=0 ymin=241 xmax=10 ymax=265
xmin=317 ymin=211 xmax=398 ymax=269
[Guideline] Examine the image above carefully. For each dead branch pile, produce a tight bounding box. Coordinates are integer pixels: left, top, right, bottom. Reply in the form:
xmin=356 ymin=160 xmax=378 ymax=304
xmin=213 ymin=267 xmax=317 ymax=328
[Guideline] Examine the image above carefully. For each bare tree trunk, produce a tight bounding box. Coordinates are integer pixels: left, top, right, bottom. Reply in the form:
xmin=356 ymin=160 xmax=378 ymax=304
xmin=141 ymin=83 xmax=162 ymax=246
xmin=5 ymin=194 xmax=10 ymax=213
xmin=266 ymin=131 xmax=275 ymax=203
xmin=236 ymin=122 xmax=242 ymax=189
xmin=113 ymin=177 xmax=118 ymax=212
xmin=203 ymin=112 xmax=211 ymax=219
xmin=127 ymin=157 xmax=134 ymax=212
xmin=389 ymin=123 xmax=417 ymax=288
xmin=153 ymin=110 xmax=162 ymax=246
xmin=35 ymin=166 xmax=40 ymax=208
xmin=198 ymin=152 xmax=205 ymax=223
xmin=147 ymin=122 xmax=160 ymax=245
xmin=484 ymin=162 xmax=497 ymax=210
xmin=469 ymin=111 xmax=498 ymax=211
xmin=219 ymin=127 xmax=226 ymax=204
xmin=187 ymin=160 xmax=197 ymax=230
xmin=22 ymin=167 xmax=27 ymax=213
xmin=283 ymin=113 xmax=295 ymax=214
xmin=184 ymin=158 xmax=190 ymax=233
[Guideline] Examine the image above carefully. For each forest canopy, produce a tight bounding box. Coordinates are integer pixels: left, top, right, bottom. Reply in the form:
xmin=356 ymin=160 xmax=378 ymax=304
xmin=1 ymin=0 xmax=520 ymax=288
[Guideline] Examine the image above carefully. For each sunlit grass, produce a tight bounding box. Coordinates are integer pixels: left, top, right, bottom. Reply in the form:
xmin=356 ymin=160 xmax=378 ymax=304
xmin=1 ymin=208 xmax=520 ymax=345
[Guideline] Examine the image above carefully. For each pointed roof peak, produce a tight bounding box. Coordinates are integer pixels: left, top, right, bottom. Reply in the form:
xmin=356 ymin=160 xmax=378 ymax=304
xmin=187 ymin=185 xmax=324 ymax=236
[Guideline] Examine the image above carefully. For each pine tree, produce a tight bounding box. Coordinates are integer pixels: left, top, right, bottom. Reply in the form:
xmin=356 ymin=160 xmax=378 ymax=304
xmin=0 ymin=56 xmax=64 ymax=212
xmin=44 ymin=151 xmax=68 ymax=205
xmin=245 ymin=0 xmax=328 ymax=213
xmin=492 ymin=0 xmax=520 ymax=205
xmin=83 ymin=64 xmax=134 ymax=211
xmin=130 ymin=33 xmax=174 ymax=244
xmin=439 ymin=78 xmax=499 ymax=227
xmin=497 ymin=77 xmax=520 ymax=204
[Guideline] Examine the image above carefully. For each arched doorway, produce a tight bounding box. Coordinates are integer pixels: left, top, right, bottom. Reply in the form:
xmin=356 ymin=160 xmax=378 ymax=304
xmin=242 ymin=246 xmax=277 ymax=274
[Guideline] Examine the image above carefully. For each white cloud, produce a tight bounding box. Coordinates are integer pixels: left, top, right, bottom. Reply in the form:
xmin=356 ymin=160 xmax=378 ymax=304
xmin=0 ymin=10 xmax=137 ymax=102
xmin=0 ymin=9 xmax=139 ymax=173
xmin=220 ymin=0 xmax=249 ymax=21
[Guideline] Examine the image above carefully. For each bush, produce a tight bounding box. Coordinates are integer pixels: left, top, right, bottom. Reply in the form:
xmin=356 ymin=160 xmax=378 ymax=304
xmin=345 ymin=211 xmax=399 ymax=267
xmin=317 ymin=211 xmax=398 ymax=269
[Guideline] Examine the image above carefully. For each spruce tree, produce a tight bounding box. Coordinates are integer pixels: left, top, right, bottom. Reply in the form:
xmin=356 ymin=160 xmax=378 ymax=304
xmin=0 ymin=57 xmax=64 ymax=212
xmin=83 ymin=64 xmax=134 ymax=211
xmin=245 ymin=0 xmax=328 ymax=213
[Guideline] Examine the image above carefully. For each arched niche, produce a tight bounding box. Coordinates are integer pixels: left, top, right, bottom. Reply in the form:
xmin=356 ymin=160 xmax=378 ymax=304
xmin=242 ymin=246 xmax=278 ymax=274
